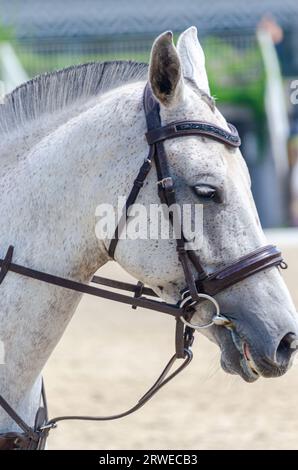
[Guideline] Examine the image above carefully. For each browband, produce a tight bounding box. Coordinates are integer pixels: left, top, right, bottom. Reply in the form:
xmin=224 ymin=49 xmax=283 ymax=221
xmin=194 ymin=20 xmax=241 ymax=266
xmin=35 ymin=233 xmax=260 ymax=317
xmin=146 ymin=121 xmax=241 ymax=147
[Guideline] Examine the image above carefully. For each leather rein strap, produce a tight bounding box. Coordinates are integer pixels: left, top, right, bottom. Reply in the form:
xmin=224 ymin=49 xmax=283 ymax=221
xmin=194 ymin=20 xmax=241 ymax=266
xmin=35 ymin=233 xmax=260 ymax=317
xmin=0 ymin=83 xmax=286 ymax=449
xmin=0 ymin=381 xmax=48 ymax=450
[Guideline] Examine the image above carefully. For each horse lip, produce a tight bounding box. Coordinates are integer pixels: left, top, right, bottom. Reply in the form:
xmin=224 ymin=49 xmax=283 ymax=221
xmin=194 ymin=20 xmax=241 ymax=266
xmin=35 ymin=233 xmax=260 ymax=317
xmin=216 ymin=318 xmax=261 ymax=381
xmin=230 ymin=329 xmax=261 ymax=379
xmin=240 ymin=357 xmax=260 ymax=381
xmin=242 ymin=344 xmax=261 ymax=377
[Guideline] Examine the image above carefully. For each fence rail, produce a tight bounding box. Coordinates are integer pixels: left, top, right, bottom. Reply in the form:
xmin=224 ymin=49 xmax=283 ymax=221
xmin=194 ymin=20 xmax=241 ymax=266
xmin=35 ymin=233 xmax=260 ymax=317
xmin=0 ymin=42 xmax=28 ymax=93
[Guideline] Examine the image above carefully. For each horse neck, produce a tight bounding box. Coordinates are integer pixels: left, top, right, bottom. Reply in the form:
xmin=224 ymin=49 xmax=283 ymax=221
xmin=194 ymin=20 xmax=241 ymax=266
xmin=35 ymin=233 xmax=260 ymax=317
xmin=0 ymin=81 xmax=145 ymax=432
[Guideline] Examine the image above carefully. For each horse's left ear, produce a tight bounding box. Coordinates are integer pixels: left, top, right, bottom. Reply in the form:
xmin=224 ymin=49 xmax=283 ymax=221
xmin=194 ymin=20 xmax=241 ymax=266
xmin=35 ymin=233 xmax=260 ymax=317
xmin=177 ymin=26 xmax=210 ymax=96
xmin=149 ymin=31 xmax=184 ymax=107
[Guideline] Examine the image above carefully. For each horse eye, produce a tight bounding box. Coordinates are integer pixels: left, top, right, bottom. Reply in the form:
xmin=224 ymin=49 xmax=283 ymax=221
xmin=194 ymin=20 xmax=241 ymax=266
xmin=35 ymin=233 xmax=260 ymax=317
xmin=192 ymin=184 xmax=217 ymax=201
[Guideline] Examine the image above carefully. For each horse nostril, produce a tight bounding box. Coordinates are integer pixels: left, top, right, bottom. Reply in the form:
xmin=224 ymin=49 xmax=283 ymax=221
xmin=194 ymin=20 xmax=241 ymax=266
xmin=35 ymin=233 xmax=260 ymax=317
xmin=276 ymin=332 xmax=297 ymax=366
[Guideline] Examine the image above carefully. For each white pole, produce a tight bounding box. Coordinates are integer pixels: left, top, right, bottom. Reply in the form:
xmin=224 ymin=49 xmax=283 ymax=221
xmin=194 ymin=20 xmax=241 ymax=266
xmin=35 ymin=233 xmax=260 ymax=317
xmin=0 ymin=41 xmax=29 ymax=94
xmin=257 ymin=29 xmax=289 ymax=181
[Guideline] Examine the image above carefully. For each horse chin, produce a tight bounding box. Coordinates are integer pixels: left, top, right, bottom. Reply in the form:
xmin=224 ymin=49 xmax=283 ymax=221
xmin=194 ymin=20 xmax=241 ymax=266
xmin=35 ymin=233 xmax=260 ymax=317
xmin=217 ymin=328 xmax=261 ymax=383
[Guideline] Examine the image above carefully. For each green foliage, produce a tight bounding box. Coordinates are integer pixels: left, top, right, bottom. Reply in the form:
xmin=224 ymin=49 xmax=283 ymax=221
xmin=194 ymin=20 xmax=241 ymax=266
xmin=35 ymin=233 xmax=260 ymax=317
xmin=13 ymin=34 xmax=267 ymax=147
xmin=0 ymin=20 xmax=14 ymax=41
xmin=203 ymin=37 xmax=266 ymax=120
xmin=14 ymin=47 xmax=150 ymax=78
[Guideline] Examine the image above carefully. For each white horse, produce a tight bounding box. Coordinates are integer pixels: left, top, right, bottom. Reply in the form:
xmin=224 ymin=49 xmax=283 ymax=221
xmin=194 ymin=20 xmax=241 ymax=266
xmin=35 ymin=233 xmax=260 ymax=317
xmin=0 ymin=27 xmax=297 ymax=437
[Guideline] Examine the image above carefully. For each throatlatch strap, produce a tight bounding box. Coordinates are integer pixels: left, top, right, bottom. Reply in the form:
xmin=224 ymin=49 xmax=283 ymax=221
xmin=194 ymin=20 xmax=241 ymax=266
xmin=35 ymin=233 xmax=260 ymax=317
xmin=0 ymin=245 xmax=14 ymax=284
xmin=108 ymin=149 xmax=153 ymax=259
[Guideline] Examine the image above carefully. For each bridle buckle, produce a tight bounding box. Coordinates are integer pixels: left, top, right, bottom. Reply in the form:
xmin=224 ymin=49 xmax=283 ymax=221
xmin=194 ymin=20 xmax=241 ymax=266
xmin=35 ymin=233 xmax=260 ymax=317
xmin=157 ymin=177 xmax=173 ymax=189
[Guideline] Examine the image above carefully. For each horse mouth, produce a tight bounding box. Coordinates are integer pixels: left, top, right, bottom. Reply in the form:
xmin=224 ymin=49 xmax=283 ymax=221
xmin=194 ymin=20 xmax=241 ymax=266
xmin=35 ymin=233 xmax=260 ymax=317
xmin=230 ymin=329 xmax=261 ymax=381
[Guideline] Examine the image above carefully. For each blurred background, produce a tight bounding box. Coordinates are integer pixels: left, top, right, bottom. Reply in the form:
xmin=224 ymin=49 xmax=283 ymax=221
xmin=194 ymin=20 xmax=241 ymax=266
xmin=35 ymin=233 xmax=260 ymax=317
xmin=1 ymin=0 xmax=298 ymax=450
xmin=1 ymin=0 xmax=298 ymax=227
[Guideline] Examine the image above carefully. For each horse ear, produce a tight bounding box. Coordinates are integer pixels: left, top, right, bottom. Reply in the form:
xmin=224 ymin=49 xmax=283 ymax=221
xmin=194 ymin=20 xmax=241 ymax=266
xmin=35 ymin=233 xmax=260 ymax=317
xmin=149 ymin=31 xmax=184 ymax=107
xmin=177 ymin=26 xmax=210 ymax=96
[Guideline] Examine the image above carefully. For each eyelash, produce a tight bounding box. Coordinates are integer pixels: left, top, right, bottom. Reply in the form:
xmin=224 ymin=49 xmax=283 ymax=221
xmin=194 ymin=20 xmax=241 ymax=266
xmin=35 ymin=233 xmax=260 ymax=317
xmin=192 ymin=185 xmax=218 ymax=202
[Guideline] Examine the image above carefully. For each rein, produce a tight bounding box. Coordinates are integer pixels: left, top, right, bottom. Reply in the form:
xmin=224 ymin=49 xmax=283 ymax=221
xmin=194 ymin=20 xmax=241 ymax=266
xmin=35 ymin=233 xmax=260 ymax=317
xmin=0 ymin=83 xmax=286 ymax=450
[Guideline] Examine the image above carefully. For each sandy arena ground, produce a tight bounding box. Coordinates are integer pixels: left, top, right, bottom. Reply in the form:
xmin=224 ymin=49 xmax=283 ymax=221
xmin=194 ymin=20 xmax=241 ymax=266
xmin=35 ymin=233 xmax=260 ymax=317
xmin=44 ymin=232 xmax=298 ymax=450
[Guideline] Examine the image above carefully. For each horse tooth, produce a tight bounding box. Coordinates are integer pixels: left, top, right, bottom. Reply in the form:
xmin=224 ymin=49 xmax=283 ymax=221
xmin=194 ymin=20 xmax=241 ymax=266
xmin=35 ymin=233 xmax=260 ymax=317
xmin=243 ymin=342 xmax=251 ymax=361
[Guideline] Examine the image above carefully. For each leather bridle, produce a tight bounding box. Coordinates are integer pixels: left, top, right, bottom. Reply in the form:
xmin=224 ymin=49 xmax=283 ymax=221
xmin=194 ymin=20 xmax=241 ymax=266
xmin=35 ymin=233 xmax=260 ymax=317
xmin=0 ymin=83 xmax=286 ymax=449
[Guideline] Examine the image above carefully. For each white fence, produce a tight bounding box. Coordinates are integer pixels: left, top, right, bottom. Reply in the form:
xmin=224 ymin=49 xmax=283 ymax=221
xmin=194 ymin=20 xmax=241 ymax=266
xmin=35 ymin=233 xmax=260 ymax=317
xmin=0 ymin=41 xmax=28 ymax=97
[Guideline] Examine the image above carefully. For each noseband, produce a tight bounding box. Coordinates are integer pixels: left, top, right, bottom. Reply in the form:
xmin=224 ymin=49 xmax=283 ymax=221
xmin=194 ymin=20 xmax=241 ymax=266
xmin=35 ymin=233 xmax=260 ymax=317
xmin=0 ymin=83 xmax=285 ymax=449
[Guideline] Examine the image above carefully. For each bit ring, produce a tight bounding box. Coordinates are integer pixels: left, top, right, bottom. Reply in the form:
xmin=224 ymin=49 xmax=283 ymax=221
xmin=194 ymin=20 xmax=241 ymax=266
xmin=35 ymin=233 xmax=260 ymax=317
xmin=180 ymin=293 xmax=220 ymax=330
